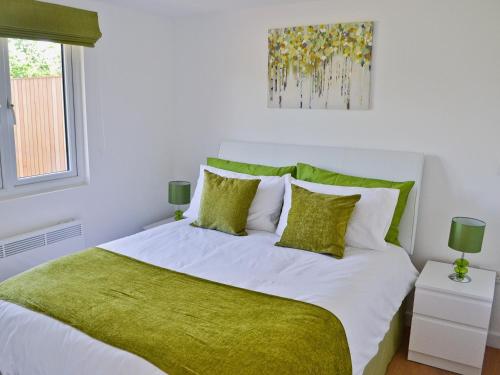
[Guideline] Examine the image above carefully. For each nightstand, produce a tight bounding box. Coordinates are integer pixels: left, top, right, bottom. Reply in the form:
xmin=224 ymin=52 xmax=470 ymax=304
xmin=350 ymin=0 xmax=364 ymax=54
xmin=142 ymin=217 xmax=175 ymax=231
xmin=408 ymin=260 xmax=496 ymax=375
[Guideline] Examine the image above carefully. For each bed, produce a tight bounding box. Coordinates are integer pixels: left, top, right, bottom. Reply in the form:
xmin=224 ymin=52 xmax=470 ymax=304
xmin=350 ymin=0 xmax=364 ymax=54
xmin=0 ymin=141 xmax=424 ymax=375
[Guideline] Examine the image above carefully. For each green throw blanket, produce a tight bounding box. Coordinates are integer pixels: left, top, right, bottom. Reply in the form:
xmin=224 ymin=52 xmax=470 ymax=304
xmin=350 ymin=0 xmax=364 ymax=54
xmin=0 ymin=248 xmax=351 ymax=375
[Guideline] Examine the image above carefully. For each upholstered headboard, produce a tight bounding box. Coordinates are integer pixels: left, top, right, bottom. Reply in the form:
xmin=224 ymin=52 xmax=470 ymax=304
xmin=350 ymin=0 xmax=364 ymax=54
xmin=218 ymin=141 xmax=424 ymax=255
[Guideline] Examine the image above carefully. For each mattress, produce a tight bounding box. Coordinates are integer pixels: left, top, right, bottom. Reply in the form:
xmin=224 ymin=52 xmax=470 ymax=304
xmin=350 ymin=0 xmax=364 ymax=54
xmin=0 ymin=219 xmax=418 ymax=375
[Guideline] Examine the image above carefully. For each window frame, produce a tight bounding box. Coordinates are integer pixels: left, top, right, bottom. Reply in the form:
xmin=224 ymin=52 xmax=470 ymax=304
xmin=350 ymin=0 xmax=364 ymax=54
xmin=0 ymin=39 xmax=88 ymax=200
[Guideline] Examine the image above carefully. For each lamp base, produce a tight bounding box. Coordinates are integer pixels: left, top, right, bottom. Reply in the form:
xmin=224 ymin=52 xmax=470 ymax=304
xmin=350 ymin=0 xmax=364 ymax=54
xmin=449 ymin=253 xmax=471 ymax=283
xmin=174 ymin=210 xmax=184 ymax=221
xmin=448 ymin=273 xmax=471 ymax=283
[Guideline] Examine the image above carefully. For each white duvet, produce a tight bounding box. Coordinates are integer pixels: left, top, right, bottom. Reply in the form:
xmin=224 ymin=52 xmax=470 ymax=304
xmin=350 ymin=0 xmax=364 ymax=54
xmin=0 ymin=219 xmax=418 ymax=375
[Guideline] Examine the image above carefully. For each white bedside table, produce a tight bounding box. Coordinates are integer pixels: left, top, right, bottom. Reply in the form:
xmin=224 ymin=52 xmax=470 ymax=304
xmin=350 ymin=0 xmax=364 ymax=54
xmin=408 ymin=260 xmax=496 ymax=375
xmin=142 ymin=217 xmax=175 ymax=231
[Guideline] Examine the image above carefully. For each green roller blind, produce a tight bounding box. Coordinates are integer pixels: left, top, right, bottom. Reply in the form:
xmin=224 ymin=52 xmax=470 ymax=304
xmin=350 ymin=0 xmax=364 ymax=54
xmin=0 ymin=0 xmax=102 ymax=47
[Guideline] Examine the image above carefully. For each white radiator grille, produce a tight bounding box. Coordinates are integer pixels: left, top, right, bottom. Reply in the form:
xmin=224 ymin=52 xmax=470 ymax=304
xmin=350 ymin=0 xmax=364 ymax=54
xmin=46 ymin=224 xmax=82 ymax=245
xmin=4 ymin=235 xmax=46 ymax=258
xmin=0 ymin=221 xmax=83 ymax=259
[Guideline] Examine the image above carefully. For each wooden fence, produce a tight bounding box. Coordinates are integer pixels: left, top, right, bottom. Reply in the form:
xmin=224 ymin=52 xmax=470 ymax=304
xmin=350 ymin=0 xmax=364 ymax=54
xmin=11 ymin=76 xmax=67 ymax=178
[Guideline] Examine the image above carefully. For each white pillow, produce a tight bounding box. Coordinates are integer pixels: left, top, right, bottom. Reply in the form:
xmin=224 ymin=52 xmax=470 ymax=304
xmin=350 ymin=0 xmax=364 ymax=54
xmin=184 ymin=165 xmax=288 ymax=232
xmin=276 ymin=176 xmax=400 ymax=251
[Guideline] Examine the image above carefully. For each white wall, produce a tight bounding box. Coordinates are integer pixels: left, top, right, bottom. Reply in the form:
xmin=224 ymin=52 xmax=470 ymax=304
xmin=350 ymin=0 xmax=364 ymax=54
xmin=0 ymin=0 xmax=175 ymax=245
xmin=171 ymin=0 xmax=500 ymax=340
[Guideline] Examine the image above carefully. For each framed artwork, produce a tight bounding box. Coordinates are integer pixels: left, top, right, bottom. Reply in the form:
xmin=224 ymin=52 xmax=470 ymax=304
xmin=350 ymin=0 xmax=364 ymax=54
xmin=268 ymin=21 xmax=373 ymax=110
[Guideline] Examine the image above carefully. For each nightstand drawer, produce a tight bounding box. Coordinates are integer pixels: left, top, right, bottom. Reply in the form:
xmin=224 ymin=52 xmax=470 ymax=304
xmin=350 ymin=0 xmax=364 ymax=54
xmin=409 ymin=314 xmax=487 ymax=368
xmin=414 ymin=288 xmax=492 ymax=329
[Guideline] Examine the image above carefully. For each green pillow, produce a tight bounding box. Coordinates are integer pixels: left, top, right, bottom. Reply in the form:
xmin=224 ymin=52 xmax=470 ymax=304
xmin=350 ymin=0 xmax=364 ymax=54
xmin=191 ymin=170 xmax=260 ymax=236
xmin=207 ymin=157 xmax=296 ymax=177
xmin=275 ymin=184 xmax=361 ymax=258
xmin=296 ymin=163 xmax=415 ymax=246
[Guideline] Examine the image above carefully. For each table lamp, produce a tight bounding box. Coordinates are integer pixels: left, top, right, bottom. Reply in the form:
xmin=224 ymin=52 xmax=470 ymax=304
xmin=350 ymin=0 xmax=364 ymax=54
xmin=168 ymin=181 xmax=191 ymax=221
xmin=448 ymin=217 xmax=485 ymax=283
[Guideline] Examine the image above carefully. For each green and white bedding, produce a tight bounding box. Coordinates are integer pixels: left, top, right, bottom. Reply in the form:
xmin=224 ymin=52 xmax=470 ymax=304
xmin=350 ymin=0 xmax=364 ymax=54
xmin=0 ymin=220 xmax=418 ymax=375
xmin=0 ymin=248 xmax=350 ymax=375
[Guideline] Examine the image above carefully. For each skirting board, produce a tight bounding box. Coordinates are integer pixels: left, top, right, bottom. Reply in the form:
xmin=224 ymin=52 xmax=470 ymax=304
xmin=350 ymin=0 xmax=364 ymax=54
xmin=405 ymin=310 xmax=500 ymax=349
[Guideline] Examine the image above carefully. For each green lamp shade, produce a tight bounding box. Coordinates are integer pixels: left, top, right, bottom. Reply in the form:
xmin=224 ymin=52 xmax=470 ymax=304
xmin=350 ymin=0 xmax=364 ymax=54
xmin=168 ymin=181 xmax=191 ymax=205
xmin=448 ymin=217 xmax=485 ymax=254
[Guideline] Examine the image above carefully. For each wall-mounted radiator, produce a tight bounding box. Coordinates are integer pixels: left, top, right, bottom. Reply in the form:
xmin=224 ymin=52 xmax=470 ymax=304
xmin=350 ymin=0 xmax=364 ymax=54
xmin=0 ymin=220 xmax=85 ymax=281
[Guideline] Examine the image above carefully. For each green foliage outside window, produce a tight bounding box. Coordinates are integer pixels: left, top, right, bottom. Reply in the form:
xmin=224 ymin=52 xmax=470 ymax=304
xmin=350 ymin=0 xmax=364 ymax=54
xmin=9 ymin=39 xmax=62 ymax=79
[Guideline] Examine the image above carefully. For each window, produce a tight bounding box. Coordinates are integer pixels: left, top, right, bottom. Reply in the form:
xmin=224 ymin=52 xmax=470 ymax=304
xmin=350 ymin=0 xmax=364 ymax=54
xmin=0 ymin=38 xmax=86 ymax=197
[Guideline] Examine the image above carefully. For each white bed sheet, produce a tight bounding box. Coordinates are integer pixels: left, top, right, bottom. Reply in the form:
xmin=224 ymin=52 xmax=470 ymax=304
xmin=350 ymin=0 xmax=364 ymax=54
xmin=0 ymin=219 xmax=418 ymax=375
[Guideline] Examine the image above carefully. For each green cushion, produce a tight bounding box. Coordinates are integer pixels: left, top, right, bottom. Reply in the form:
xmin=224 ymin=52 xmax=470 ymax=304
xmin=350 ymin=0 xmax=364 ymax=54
xmin=207 ymin=157 xmax=296 ymax=177
xmin=275 ymin=184 xmax=361 ymax=258
xmin=296 ymin=163 xmax=415 ymax=246
xmin=191 ymin=170 xmax=260 ymax=236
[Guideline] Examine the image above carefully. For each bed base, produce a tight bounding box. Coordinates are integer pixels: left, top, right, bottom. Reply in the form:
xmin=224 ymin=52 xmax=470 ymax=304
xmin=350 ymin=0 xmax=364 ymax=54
xmin=363 ymin=305 xmax=405 ymax=375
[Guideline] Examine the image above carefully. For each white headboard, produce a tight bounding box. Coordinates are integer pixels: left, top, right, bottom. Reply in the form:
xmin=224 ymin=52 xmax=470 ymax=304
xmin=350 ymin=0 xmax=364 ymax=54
xmin=218 ymin=141 xmax=424 ymax=255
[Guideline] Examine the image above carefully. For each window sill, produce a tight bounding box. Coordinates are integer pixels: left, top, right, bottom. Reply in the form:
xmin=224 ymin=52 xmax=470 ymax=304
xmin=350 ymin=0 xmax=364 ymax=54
xmin=0 ymin=174 xmax=89 ymax=202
